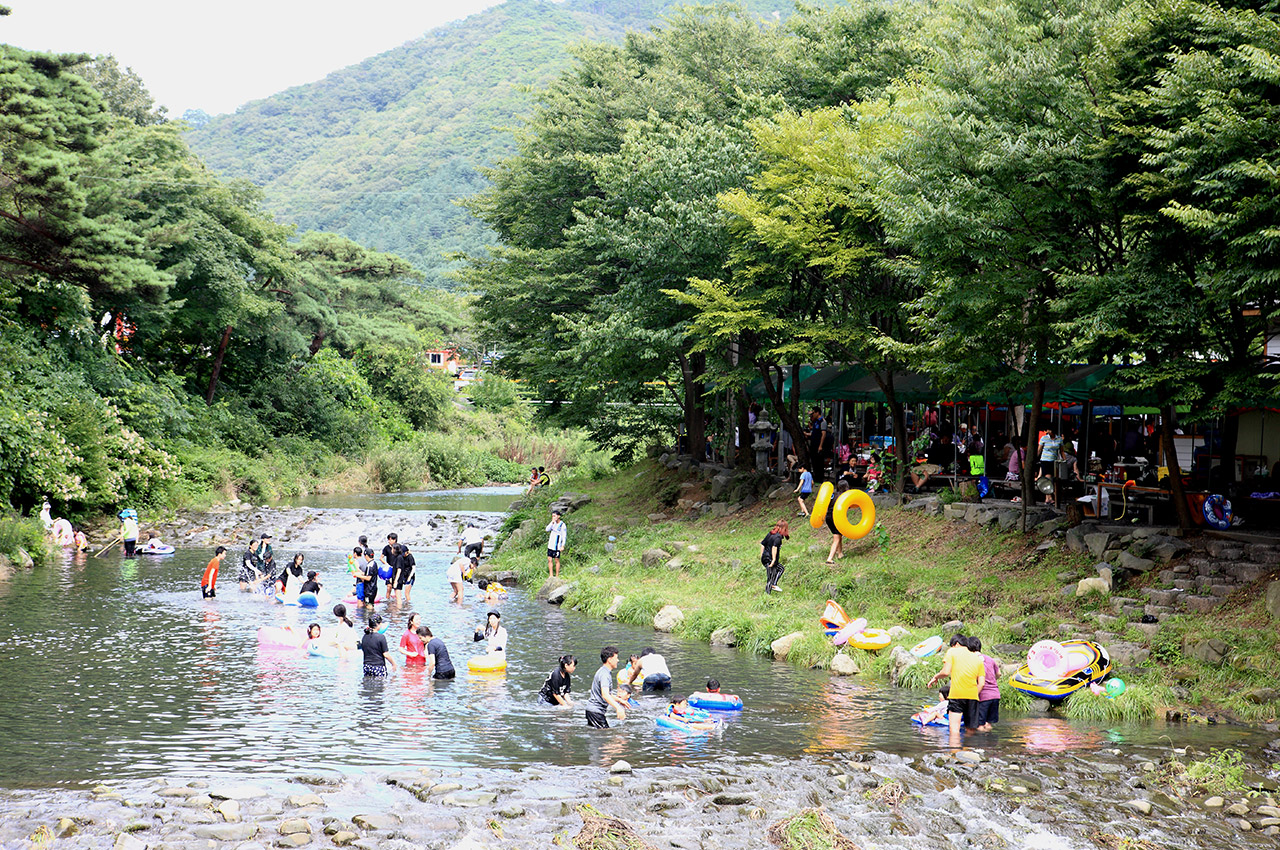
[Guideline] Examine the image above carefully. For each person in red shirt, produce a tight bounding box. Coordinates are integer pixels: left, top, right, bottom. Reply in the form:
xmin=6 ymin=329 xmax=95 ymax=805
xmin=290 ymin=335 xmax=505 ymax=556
xmin=202 ymin=547 xmax=227 ymax=598
xmin=398 ymin=612 xmax=426 ymax=666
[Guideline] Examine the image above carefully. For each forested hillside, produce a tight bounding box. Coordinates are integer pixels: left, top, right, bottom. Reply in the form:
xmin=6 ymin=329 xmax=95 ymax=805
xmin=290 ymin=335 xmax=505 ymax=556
xmin=187 ymin=0 xmax=798 ymax=287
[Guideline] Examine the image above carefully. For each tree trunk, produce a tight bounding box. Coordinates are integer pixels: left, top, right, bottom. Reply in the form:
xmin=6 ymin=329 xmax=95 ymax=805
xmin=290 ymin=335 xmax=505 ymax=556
xmin=678 ymin=352 xmax=706 ymax=459
xmin=736 ymin=389 xmax=752 ymax=467
xmin=888 ymin=392 xmax=907 ymax=500
xmin=205 ymin=324 xmax=233 ymax=405
xmin=1219 ymin=405 xmax=1240 ymax=486
xmin=1021 ymin=379 xmax=1045 ymax=532
xmin=758 ymin=362 xmax=810 ymax=469
xmin=1160 ymin=404 xmax=1195 ymax=530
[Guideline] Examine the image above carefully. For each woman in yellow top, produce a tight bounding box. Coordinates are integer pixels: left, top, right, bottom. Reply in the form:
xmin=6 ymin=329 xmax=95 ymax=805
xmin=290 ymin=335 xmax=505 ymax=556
xmin=927 ymin=634 xmax=986 ymax=738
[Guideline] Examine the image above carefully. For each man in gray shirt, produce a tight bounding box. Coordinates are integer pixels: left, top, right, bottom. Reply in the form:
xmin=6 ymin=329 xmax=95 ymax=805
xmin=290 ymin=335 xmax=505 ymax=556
xmin=586 ymin=646 xmax=628 ymax=728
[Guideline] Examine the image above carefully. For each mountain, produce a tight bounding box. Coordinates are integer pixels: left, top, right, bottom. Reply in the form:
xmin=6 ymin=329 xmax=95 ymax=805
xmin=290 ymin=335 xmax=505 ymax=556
xmin=187 ymin=0 xmax=792 ymax=288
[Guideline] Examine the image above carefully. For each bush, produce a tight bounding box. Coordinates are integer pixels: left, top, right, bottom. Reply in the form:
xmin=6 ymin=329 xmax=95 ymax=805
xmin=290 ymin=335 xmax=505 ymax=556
xmin=0 ymin=516 xmax=50 ymax=567
xmin=469 ymin=373 xmax=523 ymax=411
xmin=356 ymin=345 xmax=453 ymax=429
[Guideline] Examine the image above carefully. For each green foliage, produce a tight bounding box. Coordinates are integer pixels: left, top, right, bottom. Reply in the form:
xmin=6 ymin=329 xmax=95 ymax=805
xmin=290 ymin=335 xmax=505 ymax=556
xmin=1161 ymin=748 xmax=1249 ymax=798
xmin=0 ymin=516 xmax=51 ymax=568
xmin=469 ymin=374 xmax=523 ymax=412
xmin=356 ymin=346 xmax=454 ymax=430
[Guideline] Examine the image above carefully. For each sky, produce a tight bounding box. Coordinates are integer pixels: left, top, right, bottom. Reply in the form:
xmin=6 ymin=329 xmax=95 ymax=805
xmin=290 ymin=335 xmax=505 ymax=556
xmin=2 ymin=0 xmax=505 ymax=115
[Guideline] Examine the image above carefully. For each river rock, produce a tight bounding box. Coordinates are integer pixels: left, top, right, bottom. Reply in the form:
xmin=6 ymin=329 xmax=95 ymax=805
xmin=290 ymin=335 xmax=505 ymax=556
xmin=1248 ymin=688 xmax=1280 ymax=704
xmin=1203 ymin=796 xmax=1225 ymax=808
xmin=604 ymin=595 xmax=625 ymax=620
xmin=1121 ymin=799 xmax=1152 ymax=815
xmin=279 ymin=819 xmax=312 ymax=835
xmin=209 ymin=784 xmax=270 ymax=800
xmin=442 ymin=791 xmax=498 ymax=808
xmin=954 ymin=751 xmax=983 ymax=764
xmin=331 ymin=832 xmax=358 ymax=846
xmin=653 ymin=605 xmax=684 ymax=632
xmin=709 ymin=626 xmax=738 ymax=647
xmin=546 ymin=584 xmax=571 ymax=605
xmin=830 ymin=653 xmax=859 ymax=676
xmin=888 ymin=646 xmax=918 ymax=686
xmin=1076 ymin=577 xmax=1109 ymax=597
xmin=610 ymin=760 xmax=632 ymax=774
xmin=1267 ymin=581 xmax=1280 ymax=621
xmin=1227 ymin=802 xmax=1251 ymax=816
xmin=1183 ymin=637 xmax=1228 ymax=665
xmin=641 ymin=549 xmax=671 ymax=568
xmin=352 ymin=814 xmax=398 ymax=831
xmin=55 ymin=817 xmax=78 ymax=838
xmin=191 ymin=823 xmax=259 ymax=841
xmin=217 ymin=799 xmax=241 ymax=822
xmin=887 ymin=625 xmax=911 ymax=639
xmin=114 ymin=834 xmax=146 ymax=850
xmin=15 ymin=546 xmax=34 ymax=568
xmin=770 ymin=631 xmax=806 ymax=660
xmin=287 ymin=794 xmax=323 ymax=808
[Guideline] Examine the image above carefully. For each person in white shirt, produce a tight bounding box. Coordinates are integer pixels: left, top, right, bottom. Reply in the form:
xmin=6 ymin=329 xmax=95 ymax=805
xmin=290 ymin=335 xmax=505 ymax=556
xmin=545 ymin=509 xmax=567 ymax=578
xmin=446 ymin=555 xmax=469 ymax=603
xmin=458 ymin=523 xmax=486 ymax=560
xmin=473 ymin=610 xmax=508 ymax=654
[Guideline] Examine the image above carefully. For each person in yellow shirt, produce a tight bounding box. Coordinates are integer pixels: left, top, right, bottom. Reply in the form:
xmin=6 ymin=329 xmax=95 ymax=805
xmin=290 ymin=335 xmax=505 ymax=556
xmin=927 ymin=634 xmax=986 ymax=739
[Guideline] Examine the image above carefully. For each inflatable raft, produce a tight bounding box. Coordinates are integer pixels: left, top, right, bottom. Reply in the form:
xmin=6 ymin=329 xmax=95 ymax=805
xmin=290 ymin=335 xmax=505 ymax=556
xmin=845 ymin=628 xmax=891 ymax=651
xmin=468 ymin=652 xmax=507 ymax=673
xmin=1010 ymin=639 xmax=1111 ymax=701
xmin=257 ymin=625 xmax=308 ymax=650
xmin=910 ymin=635 xmax=943 ymax=658
xmin=688 ymin=692 xmax=743 ymax=711
xmin=655 ymin=710 xmax=720 ymax=733
xmin=138 ymin=544 xmax=176 ymax=555
xmin=821 ymin=599 xmax=852 ymax=636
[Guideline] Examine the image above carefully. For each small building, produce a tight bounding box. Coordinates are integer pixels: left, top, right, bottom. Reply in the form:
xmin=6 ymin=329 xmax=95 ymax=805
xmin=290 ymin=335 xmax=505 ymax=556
xmin=423 ymin=348 xmax=462 ymax=375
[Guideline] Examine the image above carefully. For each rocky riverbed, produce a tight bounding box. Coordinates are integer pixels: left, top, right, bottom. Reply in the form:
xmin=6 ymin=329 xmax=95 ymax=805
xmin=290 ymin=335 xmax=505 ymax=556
xmin=6 ymin=741 xmax=1280 ymax=850
xmin=82 ymin=503 xmax=507 ymax=555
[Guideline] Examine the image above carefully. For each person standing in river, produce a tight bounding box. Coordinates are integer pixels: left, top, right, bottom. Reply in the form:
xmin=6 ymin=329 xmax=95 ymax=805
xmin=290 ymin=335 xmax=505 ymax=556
xmin=927 ymin=634 xmax=985 ymax=741
xmin=760 ymin=519 xmax=789 ymax=593
xmin=397 ymin=543 xmax=417 ymax=605
xmin=586 ymin=646 xmax=627 ymax=728
xmin=540 ymin=655 xmax=577 ymax=707
xmin=359 ymin=614 xmax=396 ymax=678
xmin=201 ymin=546 xmax=226 ymax=598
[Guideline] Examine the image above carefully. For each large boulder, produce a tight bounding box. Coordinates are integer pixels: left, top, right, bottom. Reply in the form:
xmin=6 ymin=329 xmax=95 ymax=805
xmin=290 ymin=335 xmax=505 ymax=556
xmin=653 ymin=605 xmax=684 ymax=633
xmin=830 ymin=653 xmax=860 ymax=676
xmin=888 ymin=645 xmax=918 ymax=687
xmin=1076 ymin=577 xmax=1110 ymax=597
xmin=1183 ymin=637 xmax=1228 ymax=666
xmin=546 ymin=584 xmax=572 ymax=605
xmin=771 ymin=631 xmax=806 ymax=660
xmin=1085 ymin=533 xmax=1114 ymax=560
xmin=1266 ymin=580 xmax=1280 ymax=621
xmin=604 ymin=595 xmax=625 ymax=620
xmin=1117 ymin=551 xmax=1156 ymax=574
xmin=709 ymin=626 xmax=738 ymax=647
xmin=641 ymin=549 xmax=671 ymax=568
xmin=710 ymin=473 xmax=735 ymax=501
xmin=15 ymin=547 xmax=34 ymax=569
xmin=1066 ymin=523 xmax=1099 ymax=554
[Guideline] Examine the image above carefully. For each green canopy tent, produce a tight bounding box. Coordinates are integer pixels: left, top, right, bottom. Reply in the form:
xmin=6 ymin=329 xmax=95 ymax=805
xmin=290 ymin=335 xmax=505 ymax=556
xmin=745 ymin=365 xmax=819 ymax=401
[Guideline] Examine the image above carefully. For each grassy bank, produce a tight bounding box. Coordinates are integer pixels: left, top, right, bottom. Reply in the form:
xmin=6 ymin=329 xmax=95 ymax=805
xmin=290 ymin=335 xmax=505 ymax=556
xmin=489 ymin=460 xmax=1280 ymax=724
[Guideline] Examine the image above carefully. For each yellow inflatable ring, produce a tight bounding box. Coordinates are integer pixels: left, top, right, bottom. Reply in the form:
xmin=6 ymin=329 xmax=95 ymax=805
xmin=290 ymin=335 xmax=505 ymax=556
xmin=468 ymin=652 xmax=508 ymax=673
xmin=810 ymin=483 xmax=876 ymax=540
xmin=809 ymin=482 xmax=835 ymax=531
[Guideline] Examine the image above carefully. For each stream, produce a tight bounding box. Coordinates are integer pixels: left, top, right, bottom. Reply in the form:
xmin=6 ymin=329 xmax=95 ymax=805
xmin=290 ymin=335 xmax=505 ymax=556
xmin=1 ymin=487 xmax=1277 ymax=848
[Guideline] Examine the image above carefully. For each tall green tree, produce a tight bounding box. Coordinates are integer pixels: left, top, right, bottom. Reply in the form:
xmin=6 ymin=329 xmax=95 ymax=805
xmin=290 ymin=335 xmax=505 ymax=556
xmin=875 ymin=0 xmax=1124 ymax=515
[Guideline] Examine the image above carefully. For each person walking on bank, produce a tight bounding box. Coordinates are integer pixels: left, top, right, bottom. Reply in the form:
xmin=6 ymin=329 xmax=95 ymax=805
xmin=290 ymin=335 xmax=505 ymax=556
xmin=545 ymin=509 xmax=567 ymax=579
xmin=760 ymin=519 xmax=789 ymax=593
xmin=201 ymin=547 xmax=226 ymax=598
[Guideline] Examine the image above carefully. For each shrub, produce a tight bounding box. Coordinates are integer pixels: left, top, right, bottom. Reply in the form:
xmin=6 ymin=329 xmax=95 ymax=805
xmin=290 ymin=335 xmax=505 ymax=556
xmin=470 ymin=374 xmax=523 ymax=412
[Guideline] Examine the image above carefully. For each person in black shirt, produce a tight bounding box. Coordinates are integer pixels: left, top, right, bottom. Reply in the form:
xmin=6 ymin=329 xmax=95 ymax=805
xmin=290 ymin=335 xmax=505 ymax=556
xmin=300 ymin=571 xmax=321 ymax=595
xmin=422 ymin=627 xmax=455 ymax=680
xmin=279 ymin=553 xmax=305 ymax=593
xmin=540 ymin=655 xmax=577 ymax=706
xmin=396 ymin=544 xmax=417 ymax=606
xmin=760 ymin=519 xmax=790 ymax=593
xmin=359 ymin=614 xmax=396 ymax=677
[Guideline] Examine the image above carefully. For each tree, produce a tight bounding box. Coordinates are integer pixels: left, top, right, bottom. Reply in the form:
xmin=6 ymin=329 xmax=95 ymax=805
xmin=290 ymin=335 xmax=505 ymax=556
xmin=874 ymin=0 xmax=1125 ymax=519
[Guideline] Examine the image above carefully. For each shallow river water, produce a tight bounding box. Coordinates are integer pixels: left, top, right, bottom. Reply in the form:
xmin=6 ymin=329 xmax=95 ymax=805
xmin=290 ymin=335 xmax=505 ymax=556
xmin=0 ymin=487 xmax=1271 ymax=795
